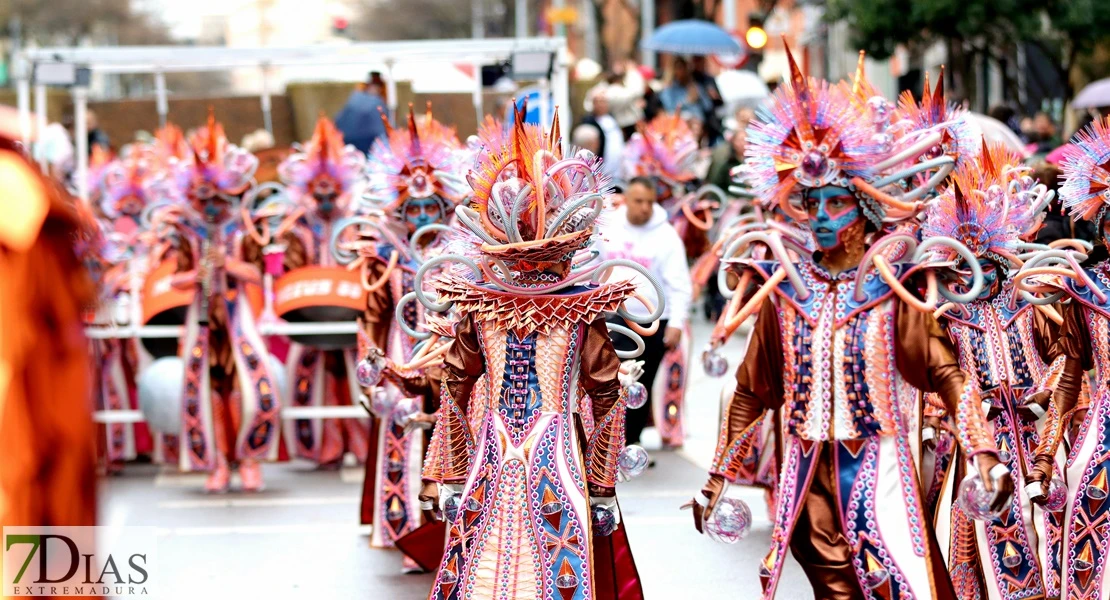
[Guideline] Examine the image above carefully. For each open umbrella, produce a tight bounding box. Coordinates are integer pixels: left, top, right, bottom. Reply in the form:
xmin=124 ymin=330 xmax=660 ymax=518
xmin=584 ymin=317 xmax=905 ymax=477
xmin=641 ymin=19 xmax=743 ymax=56
xmin=1073 ymin=78 xmax=1110 ymax=109
xmin=716 ymin=69 xmax=770 ymax=109
xmin=968 ymin=113 xmax=1028 ymax=156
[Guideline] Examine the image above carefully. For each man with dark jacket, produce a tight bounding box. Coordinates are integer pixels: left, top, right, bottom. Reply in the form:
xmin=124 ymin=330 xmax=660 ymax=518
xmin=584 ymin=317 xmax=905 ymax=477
xmin=335 ymin=78 xmax=389 ymax=154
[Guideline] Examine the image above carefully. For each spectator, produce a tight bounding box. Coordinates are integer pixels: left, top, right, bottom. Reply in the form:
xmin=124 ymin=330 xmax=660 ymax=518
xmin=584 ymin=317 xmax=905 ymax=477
xmin=33 ymin=122 xmax=74 ymax=182
xmin=659 ymin=57 xmax=714 ymax=125
xmin=596 ymin=175 xmax=691 ymax=445
xmin=706 ymin=108 xmax=753 ymax=192
xmin=987 ymin=105 xmax=1023 ymax=140
xmin=605 ymin=63 xmax=647 ymax=135
xmin=571 ymin=124 xmax=601 ymax=156
xmin=1032 ymin=162 xmax=1098 ymax=246
xmin=86 ymin=110 xmax=110 ymax=155
xmin=690 ymin=56 xmax=725 ymax=145
xmin=581 ymin=84 xmax=626 ymax=183
xmin=335 ymin=75 xmax=389 ymax=154
xmin=1032 ymin=111 xmax=1061 ymax=154
xmin=638 ymin=64 xmax=665 ymax=131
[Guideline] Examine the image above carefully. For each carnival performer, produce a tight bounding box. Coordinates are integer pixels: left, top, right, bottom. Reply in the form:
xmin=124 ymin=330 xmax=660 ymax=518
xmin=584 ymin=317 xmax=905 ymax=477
xmin=1024 ymin=115 xmax=1110 ymax=600
xmin=689 ymin=48 xmax=1011 ymax=599
xmin=0 ymin=123 xmax=98 ymax=530
xmin=89 ymin=147 xmax=162 ymax=473
xmin=145 ymin=114 xmax=283 ymax=492
xmin=246 ymin=115 xmax=370 ymax=469
xmin=415 ymin=106 xmax=656 ymax=600
xmin=921 ymin=144 xmax=1061 ymax=600
xmin=331 ymin=105 xmax=468 ymax=558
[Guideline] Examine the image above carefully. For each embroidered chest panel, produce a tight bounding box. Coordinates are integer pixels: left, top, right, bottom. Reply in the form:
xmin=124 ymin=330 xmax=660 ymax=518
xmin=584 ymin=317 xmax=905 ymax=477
xmin=947 ymin=298 xmax=1043 ymax=393
xmin=770 ymin=261 xmax=905 ymax=441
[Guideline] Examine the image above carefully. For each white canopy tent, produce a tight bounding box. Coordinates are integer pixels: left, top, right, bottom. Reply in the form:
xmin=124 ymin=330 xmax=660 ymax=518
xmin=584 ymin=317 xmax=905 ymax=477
xmin=16 ymin=37 xmax=570 ymax=426
xmin=16 ymin=37 xmax=571 ymax=203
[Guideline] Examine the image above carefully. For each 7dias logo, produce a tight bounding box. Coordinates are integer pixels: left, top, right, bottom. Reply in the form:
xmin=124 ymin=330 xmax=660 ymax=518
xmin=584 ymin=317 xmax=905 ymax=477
xmin=2 ymin=527 xmax=156 ymax=597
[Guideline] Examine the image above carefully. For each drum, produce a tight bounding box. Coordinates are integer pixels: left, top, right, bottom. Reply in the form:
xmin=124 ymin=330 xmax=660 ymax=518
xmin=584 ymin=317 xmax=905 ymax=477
xmin=141 ymin=257 xmax=194 ymax=357
xmin=274 ymin=265 xmax=367 ymax=349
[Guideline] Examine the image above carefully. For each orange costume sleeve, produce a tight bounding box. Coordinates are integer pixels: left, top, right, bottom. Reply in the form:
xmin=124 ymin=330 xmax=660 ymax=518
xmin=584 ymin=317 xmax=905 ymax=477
xmin=0 ymin=151 xmax=97 ymax=528
xmin=1032 ymin=301 xmax=1091 ymax=481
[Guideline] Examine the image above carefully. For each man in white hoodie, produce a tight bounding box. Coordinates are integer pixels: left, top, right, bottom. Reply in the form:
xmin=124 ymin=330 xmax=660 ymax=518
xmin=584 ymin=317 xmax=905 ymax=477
xmin=598 ymin=176 xmax=692 ymax=444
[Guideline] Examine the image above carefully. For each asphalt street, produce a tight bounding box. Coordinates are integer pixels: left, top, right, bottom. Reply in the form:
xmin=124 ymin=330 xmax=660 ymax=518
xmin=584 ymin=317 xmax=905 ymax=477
xmin=98 ymin=317 xmax=814 ymax=599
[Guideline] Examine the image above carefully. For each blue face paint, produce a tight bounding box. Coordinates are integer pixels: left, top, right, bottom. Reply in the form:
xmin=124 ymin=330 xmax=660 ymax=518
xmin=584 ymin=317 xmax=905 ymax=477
xmin=804 ymin=186 xmax=861 ymax=251
xmin=976 ymin=259 xmax=1000 ymax=301
xmin=403 ymin=197 xmax=444 ymax=232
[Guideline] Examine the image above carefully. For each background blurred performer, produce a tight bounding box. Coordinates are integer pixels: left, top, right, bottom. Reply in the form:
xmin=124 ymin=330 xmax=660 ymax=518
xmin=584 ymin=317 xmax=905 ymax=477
xmin=0 ymin=124 xmax=97 ymax=531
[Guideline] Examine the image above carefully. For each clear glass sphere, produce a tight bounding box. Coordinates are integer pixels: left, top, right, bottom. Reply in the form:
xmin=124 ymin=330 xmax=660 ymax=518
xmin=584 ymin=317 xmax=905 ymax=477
xmin=626 ymin=382 xmax=648 ymax=409
xmin=442 ymin=492 xmax=462 ymax=523
xmin=355 ymin=356 xmax=384 ymax=387
xmin=702 ymin=349 xmax=729 ymax=378
xmin=705 ymin=497 xmax=753 ymax=544
xmin=1043 ymin=477 xmax=1068 ymax=512
xmin=392 ymin=397 xmax=421 ymax=426
xmin=369 ymin=387 xmax=395 ymax=418
xmin=618 ymin=445 xmax=650 ymax=480
xmin=958 ymin=474 xmax=998 ymax=521
xmin=591 ymin=504 xmax=618 ymax=537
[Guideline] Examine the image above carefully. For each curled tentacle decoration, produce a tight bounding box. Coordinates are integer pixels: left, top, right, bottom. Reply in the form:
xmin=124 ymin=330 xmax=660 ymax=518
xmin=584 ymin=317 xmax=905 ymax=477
xmin=240 ymin=182 xmax=299 ymax=247
xmin=394 ymin=291 xmax=433 ymax=340
xmin=718 ymin=230 xmax=808 ymax=300
xmin=606 ymin=322 xmax=646 ymax=360
xmin=413 ymin=254 xmax=483 ymax=313
xmin=328 ymin=216 xmax=410 ymax=293
xmin=1015 ymin=249 xmax=1100 ymax=306
xmin=409 ymin=223 xmax=453 ymax=263
xmin=913 ymin=236 xmax=984 ymax=304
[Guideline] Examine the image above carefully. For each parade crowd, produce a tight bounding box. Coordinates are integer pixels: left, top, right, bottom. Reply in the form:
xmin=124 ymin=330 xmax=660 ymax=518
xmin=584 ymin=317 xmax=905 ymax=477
xmin=8 ymin=42 xmax=1110 ymax=600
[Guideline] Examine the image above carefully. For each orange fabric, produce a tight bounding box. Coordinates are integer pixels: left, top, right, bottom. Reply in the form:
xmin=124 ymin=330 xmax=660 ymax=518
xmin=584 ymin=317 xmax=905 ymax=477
xmin=0 ymin=162 xmax=97 ymax=530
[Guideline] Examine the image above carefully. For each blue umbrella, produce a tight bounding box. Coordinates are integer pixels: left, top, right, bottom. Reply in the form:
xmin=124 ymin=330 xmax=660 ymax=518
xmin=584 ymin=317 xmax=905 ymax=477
xmin=641 ymin=19 xmax=743 ymax=56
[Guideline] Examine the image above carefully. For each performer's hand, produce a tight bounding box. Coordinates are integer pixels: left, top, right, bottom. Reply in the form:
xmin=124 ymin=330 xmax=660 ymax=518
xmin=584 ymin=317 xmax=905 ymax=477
xmin=683 ymin=474 xmax=725 ymax=534
xmin=975 ymin=454 xmax=1014 ymax=513
xmin=1016 ymin=389 xmax=1051 ymax=422
xmin=663 ymin=327 xmax=683 ymax=350
xmin=1024 ymin=455 xmax=1054 ymax=505
xmin=921 ymin=416 xmax=943 ymax=452
xmin=418 ymin=481 xmax=440 ymax=522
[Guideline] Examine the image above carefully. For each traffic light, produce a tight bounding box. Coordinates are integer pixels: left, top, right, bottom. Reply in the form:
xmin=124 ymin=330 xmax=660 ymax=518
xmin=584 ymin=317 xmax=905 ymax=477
xmin=333 ymin=16 xmax=350 ymax=37
xmin=746 ymin=13 xmax=767 ymax=51
xmin=744 ymin=13 xmax=766 ymax=73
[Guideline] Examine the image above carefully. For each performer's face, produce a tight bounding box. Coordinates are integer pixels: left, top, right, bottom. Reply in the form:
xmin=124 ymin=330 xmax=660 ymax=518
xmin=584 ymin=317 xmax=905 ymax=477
xmin=803 ymin=186 xmax=861 ymax=251
xmin=402 ymin=196 xmax=443 ymax=233
xmin=311 ymin=176 xmax=340 ymax=216
xmin=976 ymin=259 xmax=1001 ymax=300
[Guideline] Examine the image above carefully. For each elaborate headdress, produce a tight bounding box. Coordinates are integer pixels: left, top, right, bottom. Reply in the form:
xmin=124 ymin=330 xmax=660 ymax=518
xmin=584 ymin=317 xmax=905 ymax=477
xmin=894 ymin=68 xmax=980 ymax=173
xmin=1059 ymin=116 xmax=1110 ymax=223
xmin=453 ymin=104 xmax=607 ymax=274
xmin=623 ymin=111 xmax=698 ymax=186
xmin=922 ymin=142 xmax=1047 ymax=272
xmin=99 ymin=154 xmax=156 ymax=221
xmin=745 ymin=44 xmax=956 ymax=227
xmin=160 ymin=112 xmax=257 ymax=212
xmin=278 ymin=116 xmax=365 ymax=211
xmin=361 ymin=104 xmax=468 ymax=216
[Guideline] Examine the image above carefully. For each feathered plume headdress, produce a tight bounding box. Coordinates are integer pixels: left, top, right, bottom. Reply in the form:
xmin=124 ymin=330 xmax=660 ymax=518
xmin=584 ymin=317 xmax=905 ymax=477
xmin=623 ymin=111 xmax=698 ymax=186
xmin=278 ymin=116 xmax=365 ymax=211
xmin=454 ymin=102 xmax=607 ymax=273
xmin=1060 ymin=116 xmax=1110 ymax=223
xmin=362 ymin=103 xmax=468 ymax=215
xmin=894 ymin=68 xmax=980 ymax=173
xmin=166 ymin=111 xmax=258 ymax=204
xmin=923 ymin=141 xmax=1047 ymax=271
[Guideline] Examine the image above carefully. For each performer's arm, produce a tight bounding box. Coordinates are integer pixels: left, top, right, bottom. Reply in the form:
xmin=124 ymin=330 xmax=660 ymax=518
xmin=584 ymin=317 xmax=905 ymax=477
xmin=709 ymin=297 xmax=785 ymax=481
xmin=361 ymin=260 xmax=392 ymax=351
xmin=894 ymin=301 xmax=996 ymax=459
xmin=422 ymin=315 xmax=484 ymax=484
xmin=1030 ymin=301 xmax=1092 ymax=486
xmin=578 ymin=319 xmax=627 ymax=498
